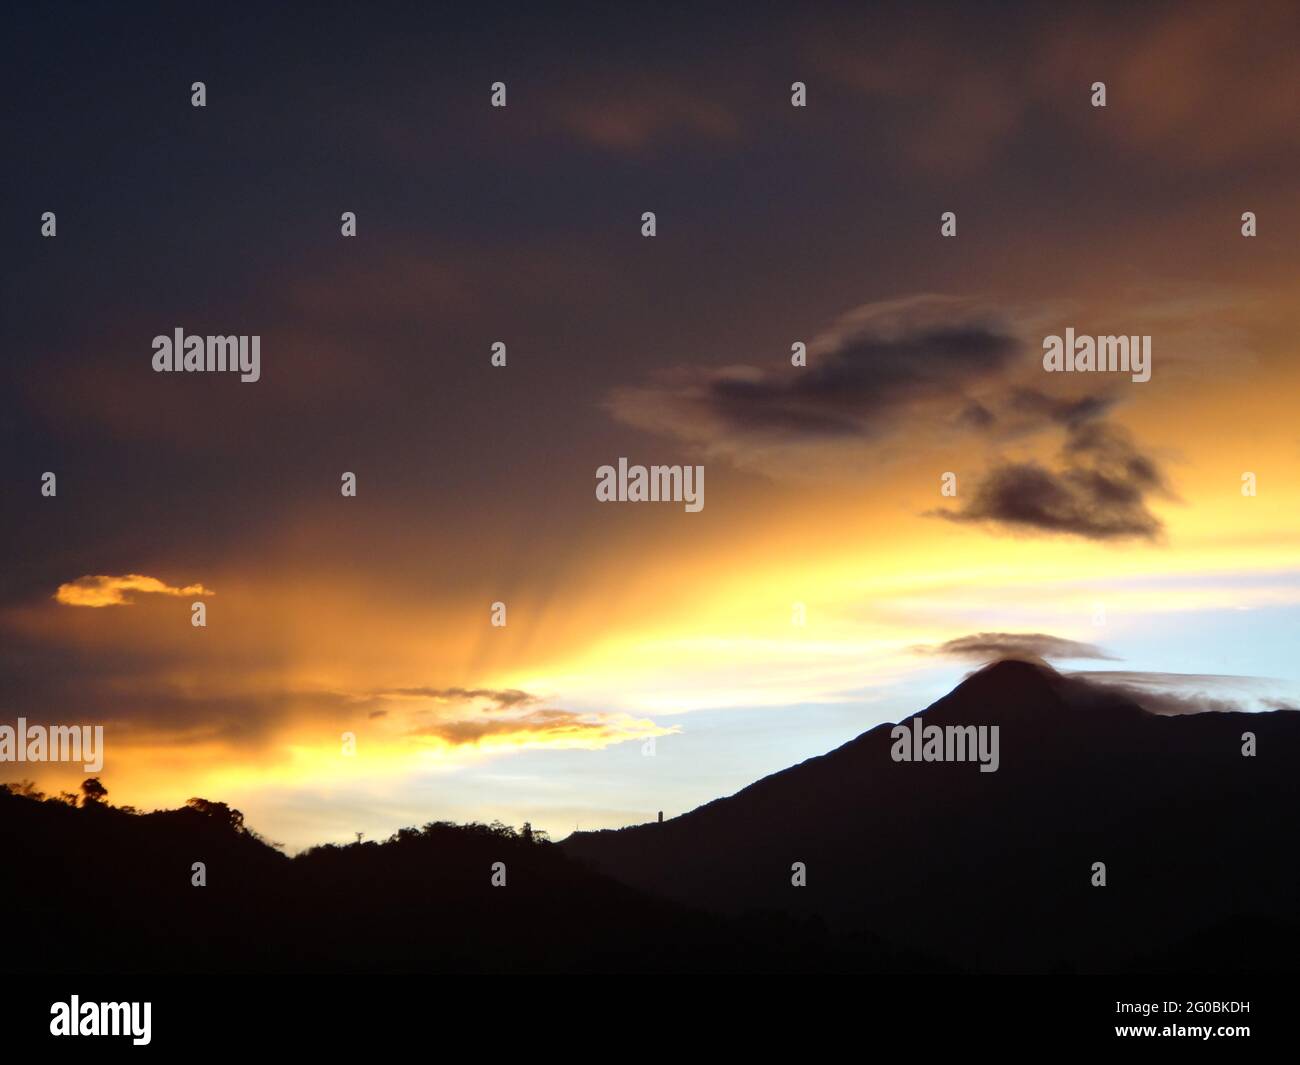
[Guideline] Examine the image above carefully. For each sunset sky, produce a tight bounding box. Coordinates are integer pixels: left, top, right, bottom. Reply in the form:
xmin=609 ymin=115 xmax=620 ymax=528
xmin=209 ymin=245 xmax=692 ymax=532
xmin=2 ymin=1 xmax=1298 ymax=851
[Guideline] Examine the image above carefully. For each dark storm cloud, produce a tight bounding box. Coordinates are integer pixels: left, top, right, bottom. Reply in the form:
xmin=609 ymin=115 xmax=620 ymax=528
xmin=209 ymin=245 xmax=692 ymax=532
xmin=606 ymin=296 xmax=1023 ymax=452
xmin=606 ymin=295 xmax=1144 ymax=459
xmin=607 ymin=292 xmax=1173 ymax=541
xmin=919 ymin=632 xmax=1116 ymax=663
xmin=931 ymin=420 xmax=1173 ymax=541
xmin=712 ymin=325 xmax=1018 ymax=438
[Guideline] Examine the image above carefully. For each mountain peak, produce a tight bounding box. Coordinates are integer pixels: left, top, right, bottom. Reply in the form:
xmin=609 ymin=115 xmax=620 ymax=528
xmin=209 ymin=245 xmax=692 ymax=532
xmin=931 ymin=655 xmax=1064 ymax=708
xmin=960 ymin=655 xmax=1061 ymax=683
xmin=919 ymin=655 xmax=1144 ymax=730
xmin=949 ymin=656 xmax=1065 ymax=699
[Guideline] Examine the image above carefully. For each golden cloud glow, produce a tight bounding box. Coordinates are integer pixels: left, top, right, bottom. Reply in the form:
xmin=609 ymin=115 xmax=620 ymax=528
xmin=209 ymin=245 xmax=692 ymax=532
xmin=55 ymin=574 xmax=215 ymax=608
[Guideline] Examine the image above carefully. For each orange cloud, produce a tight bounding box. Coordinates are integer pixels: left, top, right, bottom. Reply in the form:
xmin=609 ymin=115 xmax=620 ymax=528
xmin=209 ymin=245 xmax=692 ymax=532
xmin=409 ymin=708 xmax=673 ymax=751
xmin=54 ymin=574 xmax=215 ymax=608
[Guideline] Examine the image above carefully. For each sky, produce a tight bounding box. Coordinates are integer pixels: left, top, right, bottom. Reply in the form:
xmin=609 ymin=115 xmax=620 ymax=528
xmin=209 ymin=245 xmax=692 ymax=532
xmin=2 ymin=1 xmax=1298 ymax=851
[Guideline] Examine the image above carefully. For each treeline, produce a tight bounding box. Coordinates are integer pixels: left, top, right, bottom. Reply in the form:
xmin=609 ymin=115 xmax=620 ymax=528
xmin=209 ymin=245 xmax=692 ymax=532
xmin=0 ymin=780 xmax=932 ymax=974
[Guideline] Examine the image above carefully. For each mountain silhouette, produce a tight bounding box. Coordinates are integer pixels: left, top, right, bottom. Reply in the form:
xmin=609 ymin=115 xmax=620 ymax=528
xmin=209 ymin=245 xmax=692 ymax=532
xmin=562 ymin=659 xmax=1300 ymax=972
xmin=3 ymin=659 xmax=1295 ymax=973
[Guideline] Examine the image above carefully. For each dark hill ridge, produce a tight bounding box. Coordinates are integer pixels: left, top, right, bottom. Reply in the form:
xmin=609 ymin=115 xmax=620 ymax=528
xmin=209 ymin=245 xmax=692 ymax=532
xmin=561 ymin=659 xmax=1300 ymax=972
xmin=0 ymin=784 xmax=938 ymax=974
